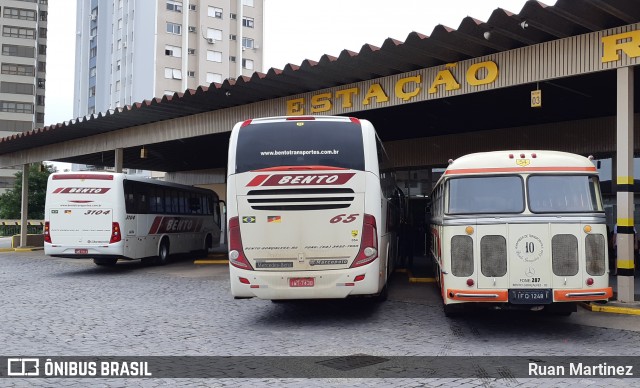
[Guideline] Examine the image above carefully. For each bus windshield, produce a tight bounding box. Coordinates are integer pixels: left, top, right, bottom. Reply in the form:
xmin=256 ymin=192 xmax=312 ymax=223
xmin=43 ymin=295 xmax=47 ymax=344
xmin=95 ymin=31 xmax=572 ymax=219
xmin=235 ymin=121 xmax=365 ymax=173
xmin=528 ymin=175 xmax=602 ymax=213
xmin=448 ymin=176 xmax=524 ymax=214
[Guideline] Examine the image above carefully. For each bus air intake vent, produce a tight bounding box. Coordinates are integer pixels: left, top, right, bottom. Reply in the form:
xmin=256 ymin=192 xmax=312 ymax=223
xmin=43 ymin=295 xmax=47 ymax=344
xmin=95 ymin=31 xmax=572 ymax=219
xmin=481 ymin=235 xmax=507 ymax=277
xmin=585 ymin=234 xmax=605 ymax=276
xmin=451 ymin=235 xmax=473 ymax=277
xmin=247 ymin=188 xmax=355 ymax=211
xmin=552 ymin=234 xmax=578 ymax=276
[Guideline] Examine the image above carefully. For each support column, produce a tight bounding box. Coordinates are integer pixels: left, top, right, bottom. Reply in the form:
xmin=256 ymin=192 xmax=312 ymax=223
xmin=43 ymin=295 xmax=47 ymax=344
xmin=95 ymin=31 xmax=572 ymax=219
xmin=615 ymin=67 xmax=635 ymax=302
xmin=114 ymin=148 xmax=123 ymax=173
xmin=19 ymin=164 xmax=29 ymax=248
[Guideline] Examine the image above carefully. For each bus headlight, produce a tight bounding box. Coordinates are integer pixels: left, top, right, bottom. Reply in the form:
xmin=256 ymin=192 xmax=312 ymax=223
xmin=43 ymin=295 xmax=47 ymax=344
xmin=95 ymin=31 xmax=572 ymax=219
xmin=229 ymin=250 xmax=240 ymax=260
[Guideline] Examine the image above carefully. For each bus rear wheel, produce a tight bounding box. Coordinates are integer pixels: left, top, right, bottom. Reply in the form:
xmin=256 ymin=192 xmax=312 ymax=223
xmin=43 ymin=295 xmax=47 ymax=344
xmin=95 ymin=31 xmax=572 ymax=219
xmin=155 ymin=240 xmax=170 ymax=265
xmin=93 ymin=258 xmax=118 ymax=266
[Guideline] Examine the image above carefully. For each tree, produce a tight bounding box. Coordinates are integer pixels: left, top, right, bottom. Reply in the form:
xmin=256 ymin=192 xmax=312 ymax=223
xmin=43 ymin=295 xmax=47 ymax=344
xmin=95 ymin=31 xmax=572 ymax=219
xmin=0 ymin=163 xmax=56 ymax=219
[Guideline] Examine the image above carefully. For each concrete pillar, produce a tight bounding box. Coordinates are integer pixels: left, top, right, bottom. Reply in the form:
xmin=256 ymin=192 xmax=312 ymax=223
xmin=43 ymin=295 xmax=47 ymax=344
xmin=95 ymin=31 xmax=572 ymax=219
xmin=615 ymin=66 xmax=635 ymax=302
xmin=114 ymin=148 xmax=123 ymax=173
xmin=19 ymin=164 xmax=29 ymax=248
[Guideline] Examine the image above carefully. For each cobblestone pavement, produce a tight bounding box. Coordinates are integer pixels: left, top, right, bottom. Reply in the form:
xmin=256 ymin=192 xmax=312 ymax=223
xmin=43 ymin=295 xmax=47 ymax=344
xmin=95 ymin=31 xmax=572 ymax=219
xmin=1 ymin=251 xmax=639 ymax=387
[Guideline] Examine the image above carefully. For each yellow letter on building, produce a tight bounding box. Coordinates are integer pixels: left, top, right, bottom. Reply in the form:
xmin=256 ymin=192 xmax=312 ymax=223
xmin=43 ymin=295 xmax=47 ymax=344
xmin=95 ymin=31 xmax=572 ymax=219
xmin=311 ymin=93 xmax=332 ymax=113
xmin=428 ymin=69 xmax=461 ymax=94
xmin=395 ymin=75 xmax=422 ymax=101
xmin=602 ymin=31 xmax=640 ymax=63
xmin=362 ymin=84 xmax=389 ymax=106
xmin=335 ymin=88 xmax=359 ymax=109
xmin=286 ymin=98 xmax=305 ymax=115
xmin=466 ymin=61 xmax=498 ymax=86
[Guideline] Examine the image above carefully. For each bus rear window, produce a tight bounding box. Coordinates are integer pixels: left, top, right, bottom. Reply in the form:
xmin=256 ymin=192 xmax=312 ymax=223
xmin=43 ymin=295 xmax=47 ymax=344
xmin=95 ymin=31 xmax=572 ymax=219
xmin=235 ymin=121 xmax=365 ymax=173
xmin=448 ymin=176 xmax=524 ymax=214
xmin=528 ymin=175 xmax=602 ymax=213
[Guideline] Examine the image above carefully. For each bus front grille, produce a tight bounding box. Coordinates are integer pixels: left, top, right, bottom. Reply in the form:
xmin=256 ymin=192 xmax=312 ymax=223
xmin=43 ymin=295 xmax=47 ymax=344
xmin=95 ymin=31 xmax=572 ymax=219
xmin=451 ymin=235 xmax=473 ymax=277
xmin=585 ymin=234 xmax=606 ymax=276
xmin=481 ymin=235 xmax=507 ymax=277
xmin=246 ymin=188 xmax=355 ymax=211
xmin=552 ymin=234 xmax=579 ymax=276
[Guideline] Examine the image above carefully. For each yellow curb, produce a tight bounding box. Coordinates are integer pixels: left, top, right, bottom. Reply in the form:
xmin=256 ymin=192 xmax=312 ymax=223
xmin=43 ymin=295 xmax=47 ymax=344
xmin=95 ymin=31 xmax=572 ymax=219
xmin=0 ymin=248 xmax=14 ymax=252
xmin=13 ymin=247 xmax=44 ymax=252
xmin=194 ymin=259 xmax=228 ymax=265
xmin=579 ymin=302 xmax=640 ymax=316
xmin=409 ymin=277 xmax=437 ymax=283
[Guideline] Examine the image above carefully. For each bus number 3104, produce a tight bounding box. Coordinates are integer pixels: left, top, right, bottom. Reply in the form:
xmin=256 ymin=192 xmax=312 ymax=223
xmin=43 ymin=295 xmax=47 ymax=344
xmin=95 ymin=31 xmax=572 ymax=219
xmin=84 ymin=210 xmax=111 ymax=215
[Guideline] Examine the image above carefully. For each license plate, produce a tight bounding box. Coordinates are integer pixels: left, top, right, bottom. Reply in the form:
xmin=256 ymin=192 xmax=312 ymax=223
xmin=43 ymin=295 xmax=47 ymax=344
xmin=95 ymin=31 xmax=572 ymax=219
xmin=509 ymin=289 xmax=552 ymax=304
xmin=75 ymin=249 xmax=88 ymax=254
xmin=289 ymin=277 xmax=314 ymax=287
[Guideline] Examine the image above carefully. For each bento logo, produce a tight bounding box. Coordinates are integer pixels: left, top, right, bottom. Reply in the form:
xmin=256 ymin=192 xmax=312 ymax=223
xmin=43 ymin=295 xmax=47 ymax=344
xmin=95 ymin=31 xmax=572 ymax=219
xmin=247 ymin=173 xmax=355 ymax=186
xmin=53 ymin=187 xmax=110 ymax=194
xmin=278 ymin=175 xmax=339 ymax=184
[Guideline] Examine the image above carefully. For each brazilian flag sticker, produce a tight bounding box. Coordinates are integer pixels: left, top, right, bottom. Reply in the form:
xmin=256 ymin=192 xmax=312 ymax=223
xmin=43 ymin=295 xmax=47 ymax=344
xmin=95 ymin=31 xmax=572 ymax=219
xmin=242 ymin=216 xmax=256 ymax=223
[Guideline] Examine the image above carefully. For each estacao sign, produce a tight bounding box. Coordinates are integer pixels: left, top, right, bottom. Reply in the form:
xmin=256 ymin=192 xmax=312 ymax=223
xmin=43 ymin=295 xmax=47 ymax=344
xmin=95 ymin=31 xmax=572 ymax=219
xmin=285 ymin=27 xmax=640 ymax=116
xmin=286 ymin=60 xmax=499 ymax=115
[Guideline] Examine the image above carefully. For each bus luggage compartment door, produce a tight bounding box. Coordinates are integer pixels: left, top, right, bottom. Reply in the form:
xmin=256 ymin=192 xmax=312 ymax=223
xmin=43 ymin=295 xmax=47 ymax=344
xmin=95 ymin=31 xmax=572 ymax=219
xmin=48 ymin=208 xmax=113 ymax=246
xmin=236 ymin=194 xmax=366 ymax=271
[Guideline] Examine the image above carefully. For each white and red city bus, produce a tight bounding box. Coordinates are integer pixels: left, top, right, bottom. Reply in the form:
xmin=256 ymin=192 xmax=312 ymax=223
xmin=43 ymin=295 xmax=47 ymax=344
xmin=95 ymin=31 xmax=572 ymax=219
xmin=430 ymin=150 xmax=613 ymax=316
xmin=44 ymin=172 xmax=221 ymax=266
xmin=226 ymin=116 xmax=402 ymax=300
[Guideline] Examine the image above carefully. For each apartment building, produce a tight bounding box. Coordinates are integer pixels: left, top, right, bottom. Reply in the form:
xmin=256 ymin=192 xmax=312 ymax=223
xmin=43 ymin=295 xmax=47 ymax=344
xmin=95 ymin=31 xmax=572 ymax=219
xmin=0 ymin=0 xmax=48 ymax=191
xmin=73 ymin=0 xmax=264 ymax=119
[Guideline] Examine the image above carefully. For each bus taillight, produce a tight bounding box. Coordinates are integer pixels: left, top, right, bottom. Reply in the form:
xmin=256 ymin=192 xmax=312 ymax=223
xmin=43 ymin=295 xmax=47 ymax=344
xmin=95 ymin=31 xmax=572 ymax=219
xmin=351 ymin=214 xmax=378 ymax=268
xmin=229 ymin=216 xmax=254 ymax=270
xmin=110 ymin=222 xmax=122 ymax=243
xmin=44 ymin=221 xmax=51 ymax=243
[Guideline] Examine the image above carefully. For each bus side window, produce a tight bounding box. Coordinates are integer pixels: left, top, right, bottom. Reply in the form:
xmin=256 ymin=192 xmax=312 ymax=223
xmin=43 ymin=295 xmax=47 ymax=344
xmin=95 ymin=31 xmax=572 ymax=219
xmin=203 ymin=196 xmax=211 ymax=215
xmin=189 ymin=194 xmax=202 ymax=214
xmin=124 ymin=181 xmax=135 ymax=213
xmin=178 ymin=191 xmax=186 ymax=214
xmin=138 ymin=184 xmax=149 ymax=214
xmin=213 ymin=198 xmax=221 ymax=226
xmin=153 ymin=188 xmax=164 ymax=214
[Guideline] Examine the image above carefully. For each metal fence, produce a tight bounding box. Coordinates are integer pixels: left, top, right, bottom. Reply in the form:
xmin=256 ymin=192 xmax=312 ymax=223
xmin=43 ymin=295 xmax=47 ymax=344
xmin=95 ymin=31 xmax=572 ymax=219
xmin=0 ymin=220 xmax=44 ymax=237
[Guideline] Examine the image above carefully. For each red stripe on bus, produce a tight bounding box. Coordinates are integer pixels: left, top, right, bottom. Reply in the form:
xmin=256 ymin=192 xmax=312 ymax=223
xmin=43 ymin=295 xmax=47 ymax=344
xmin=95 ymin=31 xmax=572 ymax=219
xmin=148 ymin=216 xmax=163 ymax=234
xmin=252 ymin=165 xmax=348 ymax=172
xmin=53 ymin=188 xmax=63 ymax=193
xmin=52 ymin=174 xmax=114 ymax=180
xmin=246 ymin=175 xmax=270 ymax=187
xmin=444 ymin=166 xmax=597 ymax=175
xmin=69 ymin=200 xmax=94 ymax=203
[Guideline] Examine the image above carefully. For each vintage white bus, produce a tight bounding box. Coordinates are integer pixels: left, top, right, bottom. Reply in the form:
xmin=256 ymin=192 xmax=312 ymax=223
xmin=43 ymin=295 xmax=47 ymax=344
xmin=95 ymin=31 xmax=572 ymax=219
xmin=430 ymin=150 xmax=612 ymax=316
xmin=44 ymin=172 xmax=222 ymax=266
xmin=226 ymin=116 xmax=402 ymax=300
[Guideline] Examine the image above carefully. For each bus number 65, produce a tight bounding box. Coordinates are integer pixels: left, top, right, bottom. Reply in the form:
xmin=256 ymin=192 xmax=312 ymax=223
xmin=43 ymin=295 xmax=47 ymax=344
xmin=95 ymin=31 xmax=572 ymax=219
xmin=330 ymin=214 xmax=359 ymax=223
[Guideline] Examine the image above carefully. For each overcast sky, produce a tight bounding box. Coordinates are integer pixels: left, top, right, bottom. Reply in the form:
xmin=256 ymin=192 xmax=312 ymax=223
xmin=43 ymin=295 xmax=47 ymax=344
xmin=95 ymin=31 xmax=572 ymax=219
xmin=44 ymin=0 xmax=554 ymax=127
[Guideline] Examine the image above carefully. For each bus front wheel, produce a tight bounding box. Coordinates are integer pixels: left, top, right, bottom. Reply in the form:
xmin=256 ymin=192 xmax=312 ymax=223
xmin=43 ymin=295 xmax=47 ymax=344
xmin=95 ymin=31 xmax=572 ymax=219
xmin=155 ymin=239 xmax=170 ymax=266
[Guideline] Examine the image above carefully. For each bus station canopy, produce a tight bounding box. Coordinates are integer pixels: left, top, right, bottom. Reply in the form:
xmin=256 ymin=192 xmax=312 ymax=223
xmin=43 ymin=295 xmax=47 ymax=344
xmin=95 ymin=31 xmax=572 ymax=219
xmin=0 ymin=0 xmax=639 ymax=172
